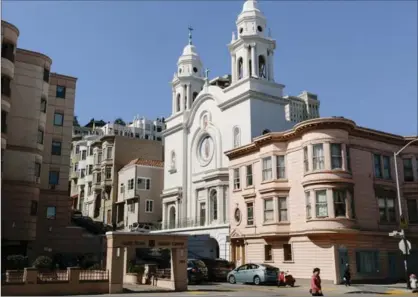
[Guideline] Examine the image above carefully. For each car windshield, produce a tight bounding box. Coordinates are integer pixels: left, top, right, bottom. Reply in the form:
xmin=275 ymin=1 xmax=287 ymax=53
xmin=193 ymin=260 xmax=206 ymax=268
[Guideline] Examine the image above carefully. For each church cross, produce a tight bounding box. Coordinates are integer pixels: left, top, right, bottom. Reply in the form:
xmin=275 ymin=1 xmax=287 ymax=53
xmin=205 ymin=68 xmax=210 ymax=79
xmin=188 ymin=26 xmax=194 ymax=45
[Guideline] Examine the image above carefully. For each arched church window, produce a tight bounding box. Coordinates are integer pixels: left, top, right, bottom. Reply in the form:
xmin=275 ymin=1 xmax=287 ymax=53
xmin=176 ymin=94 xmax=181 ymax=112
xmin=193 ymin=92 xmax=198 ymax=102
xmin=259 ymin=55 xmax=266 ymax=78
xmin=233 ymin=126 xmax=241 ymax=148
xmin=249 ymin=59 xmax=252 ymax=77
xmin=210 ymin=189 xmax=218 ymax=222
xmin=168 ymin=206 xmax=176 ymax=229
xmin=238 ymin=57 xmax=243 ymax=80
xmin=170 ymin=151 xmax=176 ymax=170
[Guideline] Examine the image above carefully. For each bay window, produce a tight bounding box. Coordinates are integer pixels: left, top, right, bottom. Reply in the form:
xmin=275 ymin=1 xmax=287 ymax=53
xmin=312 ymin=144 xmax=324 ymax=170
xmin=315 ymin=190 xmax=328 ymax=217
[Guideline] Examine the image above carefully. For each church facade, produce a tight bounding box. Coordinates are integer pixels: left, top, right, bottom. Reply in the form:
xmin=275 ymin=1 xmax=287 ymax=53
xmin=155 ymin=0 xmax=320 ymax=260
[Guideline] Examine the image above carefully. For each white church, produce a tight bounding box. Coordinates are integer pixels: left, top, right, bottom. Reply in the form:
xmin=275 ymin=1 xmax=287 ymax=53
xmin=155 ymin=0 xmax=321 ymax=260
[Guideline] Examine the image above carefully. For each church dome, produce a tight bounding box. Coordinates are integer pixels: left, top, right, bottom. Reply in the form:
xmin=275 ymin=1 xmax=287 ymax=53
xmin=237 ymin=0 xmax=265 ymax=21
xmin=182 ymin=44 xmax=199 ymax=57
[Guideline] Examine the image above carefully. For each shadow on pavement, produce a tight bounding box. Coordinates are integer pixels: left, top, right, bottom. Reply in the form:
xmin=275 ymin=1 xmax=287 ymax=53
xmin=345 ymin=291 xmax=390 ymax=295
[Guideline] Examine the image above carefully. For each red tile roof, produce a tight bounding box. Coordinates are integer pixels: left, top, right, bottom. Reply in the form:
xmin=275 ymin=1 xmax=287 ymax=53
xmin=126 ymin=158 xmax=164 ymax=168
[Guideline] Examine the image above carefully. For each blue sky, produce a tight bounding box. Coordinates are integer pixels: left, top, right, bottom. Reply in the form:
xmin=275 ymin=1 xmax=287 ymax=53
xmin=3 ymin=0 xmax=417 ymax=136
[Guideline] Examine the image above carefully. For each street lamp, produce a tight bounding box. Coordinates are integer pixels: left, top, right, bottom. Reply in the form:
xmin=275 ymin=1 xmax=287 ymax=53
xmin=393 ymin=137 xmax=418 ymax=290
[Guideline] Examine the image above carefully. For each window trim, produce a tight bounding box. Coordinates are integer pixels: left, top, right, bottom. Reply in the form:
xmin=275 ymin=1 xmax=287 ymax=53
xmin=333 ymin=188 xmax=347 ymax=218
xmin=233 ymin=168 xmax=241 ymax=190
xmin=283 ymin=243 xmax=293 ymax=262
xmin=246 ymin=202 xmax=254 ymax=226
xmin=263 ymin=198 xmax=274 ymax=223
xmin=330 ymin=143 xmax=343 ymax=170
xmin=262 ymin=156 xmax=273 ymax=181
xmin=51 ymin=140 xmax=62 ymax=156
xmin=48 ymin=170 xmax=60 ymax=185
xmin=377 ymin=196 xmax=396 ymax=223
xmin=245 ymin=164 xmax=253 ymax=187
xmin=264 ymin=244 xmax=273 ymax=262
xmin=278 ymin=196 xmax=288 ymax=222
xmin=276 ymin=155 xmax=286 ymax=179
xmin=145 ymin=199 xmax=154 ymax=213
xmin=137 ymin=177 xmax=151 ymax=190
xmin=312 ymin=143 xmax=325 ymax=171
xmin=56 ymin=85 xmax=66 ymax=99
xmin=315 ymin=189 xmax=328 ymax=218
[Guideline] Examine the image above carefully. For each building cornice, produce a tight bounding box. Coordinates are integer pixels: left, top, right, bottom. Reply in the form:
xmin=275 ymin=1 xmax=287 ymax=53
xmin=1 ymin=20 xmax=20 ymax=36
xmin=225 ymin=117 xmax=418 ymax=160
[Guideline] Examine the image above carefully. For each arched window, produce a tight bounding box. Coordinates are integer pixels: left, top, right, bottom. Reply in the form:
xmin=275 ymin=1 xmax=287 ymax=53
xmin=93 ymin=193 xmax=101 ymax=218
xmin=210 ymin=189 xmax=218 ymax=222
xmin=258 ymin=55 xmax=266 ymax=78
xmin=233 ymin=126 xmax=241 ymax=148
xmin=238 ymin=57 xmax=243 ymax=79
xmin=249 ymin=59 xmax=252 ymax=77
xmin=170 ymin=151 xmax=176 ymax=170
xmin=176 ymin=94 xmax=181 ymax=112
xmin=184 ymin=97 xmax=187 ymax=110
xmin=168 ymin=206 xmax=176 ymax=229
xmin=193 ymin=92 xmax=198 ymax=102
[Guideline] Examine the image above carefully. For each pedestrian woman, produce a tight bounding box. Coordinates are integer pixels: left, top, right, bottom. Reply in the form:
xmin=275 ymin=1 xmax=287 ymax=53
xmin=310 ymin=267 xmax=323 ymax=296
xmin=343 ymin=263 xmax=351 ymax=286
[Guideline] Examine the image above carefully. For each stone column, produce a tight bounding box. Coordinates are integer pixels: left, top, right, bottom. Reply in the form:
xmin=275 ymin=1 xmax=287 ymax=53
xmin=170 ymin=248 xmax=188 ymax=291
xmin=244 ymin=44 xmax=250 ymax=78
xmin=231 ymin=54 xmax=237 ymax=82
xmin=268 ymin=50 xmax=274 ymax=81
xmin=106 ymin=236 xmax=124 ymax=294
xmin=250 ymin=44 xmax=257 ymax=78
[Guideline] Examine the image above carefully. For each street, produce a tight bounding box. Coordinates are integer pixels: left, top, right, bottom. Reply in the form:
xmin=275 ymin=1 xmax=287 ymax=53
xmin=118 ymin=282 xmax=418 ymax=297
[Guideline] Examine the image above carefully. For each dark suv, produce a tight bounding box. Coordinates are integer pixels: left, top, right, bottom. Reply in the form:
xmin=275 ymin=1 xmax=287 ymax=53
xmin=187 ymin=259 xmax=208 ymax=284
xmin=199 ymin=258 xmax=233 ymax=282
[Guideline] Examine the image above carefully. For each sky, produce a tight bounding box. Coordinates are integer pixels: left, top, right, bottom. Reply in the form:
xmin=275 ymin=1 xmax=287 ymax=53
xmin=2 ymin=0 xmax=417 ymax=136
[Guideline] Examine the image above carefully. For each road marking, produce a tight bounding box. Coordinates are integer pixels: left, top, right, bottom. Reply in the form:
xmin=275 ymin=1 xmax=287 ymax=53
xmin=386 ymin=289 xmax=417 ymax=296
xmin=187 ymin=291 xmax=208 ymax=295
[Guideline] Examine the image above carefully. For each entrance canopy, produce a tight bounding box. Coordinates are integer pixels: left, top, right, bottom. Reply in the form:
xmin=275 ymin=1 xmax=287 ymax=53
xmin=105 ymin=232 xmax=188 ymax=293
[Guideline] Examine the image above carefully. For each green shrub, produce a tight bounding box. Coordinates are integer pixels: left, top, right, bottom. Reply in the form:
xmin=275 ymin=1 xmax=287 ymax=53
xmin=32 ymin=256 xmax=53 ymax=270
xmin=6 ymin=255 xmax=28 ymax=270
xmin=128 ymin=265 xmax=145 ymax=274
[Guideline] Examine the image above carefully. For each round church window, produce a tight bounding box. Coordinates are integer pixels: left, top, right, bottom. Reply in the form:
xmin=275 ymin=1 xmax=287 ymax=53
xmin=257 ymin=25 xmax=263 ymax=32
xmin=193 ymin=67 xmax=198 ymax=73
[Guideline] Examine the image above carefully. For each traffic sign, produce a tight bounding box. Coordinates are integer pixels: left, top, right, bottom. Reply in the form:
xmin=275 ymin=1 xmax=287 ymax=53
xmin=399 ymin=239 xmax=412 ymax=255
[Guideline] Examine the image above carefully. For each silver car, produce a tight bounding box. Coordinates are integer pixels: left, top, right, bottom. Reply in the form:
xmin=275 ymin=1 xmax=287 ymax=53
xmin=227 ymin=263 xmax=278 ymax=285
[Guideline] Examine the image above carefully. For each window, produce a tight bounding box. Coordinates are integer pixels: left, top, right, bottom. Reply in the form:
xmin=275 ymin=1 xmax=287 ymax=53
xmin=315 ymin=190 xmax=328 ymax=217
xmin=87 ymin=182 xmax=92 ymax=195
xmin=88 ymin=165 xmax=93 ymax=175
xmin=53 ymin=112 xmax=64 ymax=126
xmin=276 ymin=155 xmax=286 ymax=179
xmin=34 ymin=162 xmax=41 ymax=177
xmin=1 ymin=76 xmax=11 ymax=97
xmin=264 ymin=198 xmax=274 ymax=223
xmin=283 ymin=244 xmax=293 ymax=262
xmin=209 ymin=190 xmax=218 ymax=221
xmin=312 ymin=144 xmax=324 ymax=170
xmin=137 ymin=178 xmax=151 ymax=190
xmin=303 ymin=147 xmax=309 ymax=172
xmin=128 ymin=179 xmax=134 ymax=190
xmin=89 ymin=146 xmax=93 ymax=156
xmin=146 ymin=200 xmax=154 ymax=213
xmin=331 ymin=143 xmax=342 ymax=169
xmin=105 ymin=167 xmax=112 ymax=179
xmin=407 ymin=199 xmax=418 ymax=223
xmin=264 ymin=245 xmax=272 ymax=261
xmin=50 ymin=141 xmax=62 ymax=156
xmin=97 ymin=152 xmax=102 ymax=163
xmin=403 ymin=158 xmax=414 ymax=182
xmin=278 ymin=197 xmax=288 ymax=221
xmin=262 ymin=157 xmax=272 ymax=181
xmin=200 ymin=203 xmax=206 ymax=226
xmin=333 ymin=189 xmax=347 ymax=217
xmin=246 ymin=165 xmax=253 ymax=187
xmin=246 ymin=202 xmax=254 ymax=225
xmin=43 ymin=68 xmax=50 ymax=83
xmin=128 ymin=201 xmax=135 ymax=213
xmin=80 ymin=169 xmax=86 ymax=178
xmin=258 ymin=55 xmax=266 ymax=78
xmin=382 ymin=156 xmax=391 ymax=179
xmin=233 ymin=168 xmax=240 ymax=190
xmin=233 ymin=127 xmax=240 ymax=148
xmin=30 ymin=200 xmax=38 ymax=216
xmin=49 ymin=170 xmax=59 ymax=185
xmin=56 ymin=85 xmax=66 ymax=98
xmin=106 ymin=146 xmax=113 ymax=159
xmin=1 ymin=42 xmax=15 ymax=62
xmin=81 ymin=150 xmax=86 ymax=160
xmin=40 ymin=98 xmax=47 ymax=113
xmin=120 ymin=183 xmax=124 ymax=194
xmin=46 ymin=206 xmax=56 ymax=219
xmin=1 ymin=110 xmax=7 ymax=133
xmin=373 ymin=154 xmax=382 ymax=178
xmin=378 ymin=197 xmax=396 ymax=223
xmin=37 ymin=129 xmax=44 ymax=144
xmin=96 ymin=172 xmax=101 ymax=183
xmin=176 ymin=94 xmax=181 ymax=112
xmin=356 ymin=251 xmax=379 ymax=274
xmin=306 ymin=192 xmax=311 ymax=219
xmin=75 ymin=145 xmax=80 ymax=155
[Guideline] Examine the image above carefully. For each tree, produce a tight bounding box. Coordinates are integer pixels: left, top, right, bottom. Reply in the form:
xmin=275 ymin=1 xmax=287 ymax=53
xmin=114 ymin=118 xmax=126 ymax=126
xmin=73 ymin=116 xmax=80 ymax=127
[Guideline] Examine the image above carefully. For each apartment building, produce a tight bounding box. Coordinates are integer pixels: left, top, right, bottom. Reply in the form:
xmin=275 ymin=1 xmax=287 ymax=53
xmin=284 ymin=91 xmax=320 ymax=123
xmin=116 ymin=158 xmax=164 ymax=231
xmin=225 ymin=117 xmax=418 ymax=283
xmin=72 ymin=115 xmax=166 ymax=141
xmin=1 ymin=20 xmax=100 ymax=262
xmin=69 ymin=135 xmax=164 ymax=227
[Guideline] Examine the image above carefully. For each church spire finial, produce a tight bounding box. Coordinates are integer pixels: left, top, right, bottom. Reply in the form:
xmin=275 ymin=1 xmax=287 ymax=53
xmin=188 ymin=26 xmax=194 ymax=45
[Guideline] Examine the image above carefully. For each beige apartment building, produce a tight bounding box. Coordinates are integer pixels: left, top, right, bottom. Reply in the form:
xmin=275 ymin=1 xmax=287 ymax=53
xmin=226 ymin=117 xmax=418 ymax=283
xmin=69 ymin=135 xmax=164 ymax=228
xmin=1 ymin=20 xmax=100 ymax=262
xmin=116 ymin=158 xmax=164 ymax=231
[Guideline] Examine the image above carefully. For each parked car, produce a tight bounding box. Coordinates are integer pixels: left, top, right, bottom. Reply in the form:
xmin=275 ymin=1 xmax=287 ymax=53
xmin=227 ymin=263 xmax=279 ymax=285
xmin=187 ymin=259 xmax=208 ymax=284
xmin=199 ymin=258 xmax=233 ymax=282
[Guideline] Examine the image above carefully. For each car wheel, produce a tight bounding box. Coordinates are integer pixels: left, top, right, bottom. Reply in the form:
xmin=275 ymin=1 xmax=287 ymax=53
xmin=253 ymin=276 xmax=261 ymax=285
xmin=229 ymin=275 xmax=236 ymax=284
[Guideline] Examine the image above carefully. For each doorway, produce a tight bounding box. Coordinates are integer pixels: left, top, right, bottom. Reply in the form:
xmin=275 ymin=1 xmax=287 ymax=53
xmin=338 ymin=248 xmax=349 ymax=283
